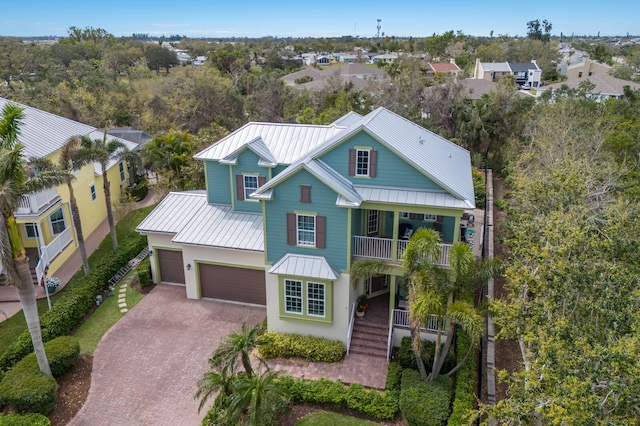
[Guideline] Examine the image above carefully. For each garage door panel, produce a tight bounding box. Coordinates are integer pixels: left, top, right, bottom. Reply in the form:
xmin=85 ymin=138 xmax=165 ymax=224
xmin=199 ymin=264 xmax=265 ymax=305
xmin=157 ymin=249 xmax=185 ymax=284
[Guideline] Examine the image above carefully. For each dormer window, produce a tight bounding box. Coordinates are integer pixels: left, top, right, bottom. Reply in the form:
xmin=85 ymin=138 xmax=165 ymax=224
xmin=236 ymin=174 xmax=265 ymax=201
xmin=349 ymin=148 xmax=377 ymax=178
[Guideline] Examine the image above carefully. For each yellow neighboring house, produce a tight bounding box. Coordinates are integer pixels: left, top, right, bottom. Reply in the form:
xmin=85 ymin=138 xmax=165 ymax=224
xmin=0 ymin=97 xmax=138 ymax=285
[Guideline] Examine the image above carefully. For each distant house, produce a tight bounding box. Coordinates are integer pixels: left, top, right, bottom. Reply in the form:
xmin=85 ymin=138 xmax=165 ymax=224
xmin=282 ymin=63 xmax=386 ymax=90
xmin=560 ymin=57 xmax=612 ymax=79
xmin=371 ymin=54 xmax=398 ymax=64
xmin=538 ymin=75 xmax=640 ymax=100
xmin=316 ymin=55 xmax=331 ymax=66
xmin=473 ymin=59 xmax=542 ymax=88
xmin=335 ymin=53 xmax=358 ymax=63
xmin=176 ymin=51 xmax=192 ymax=65
xmin=193 ymin=56 xmax=208 ymax=67
xmin=425 ymin=61 xmax=462 ymax=79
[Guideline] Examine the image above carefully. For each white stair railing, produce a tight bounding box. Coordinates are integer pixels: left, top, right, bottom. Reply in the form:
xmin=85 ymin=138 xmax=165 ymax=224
xmin=386 ymin=309 xmax=394 ymax=361
xmin=346 ymin=302 xmax=356 ymax=355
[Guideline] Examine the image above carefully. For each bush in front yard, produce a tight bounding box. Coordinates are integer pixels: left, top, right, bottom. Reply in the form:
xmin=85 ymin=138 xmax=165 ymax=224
xmin=257 ymin=332 xmax=345 ymax=362
xmin=277 ymin=376 xmax=398 ymax=420
xmin=0 ymin=233 xmax=147 ymax=372
xmin=0 ymin=336 xmax=80 ymax=415
xmin=0 ymin=360 xmax=56 ymax=414
xmin=448 ymin=330 xmax=477 ymax=426
xmin=137 ymin=258 xmax=151 ymax=288
xmin=386 ymin=362 xmax=403 ymax=391
xmin=0 ymin=413 xmax=50 ymax=426
xmin=399 ymin=369 xmax=451 ymax=426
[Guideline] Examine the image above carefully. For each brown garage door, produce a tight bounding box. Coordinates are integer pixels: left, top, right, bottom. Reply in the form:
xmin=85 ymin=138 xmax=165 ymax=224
xmin=157 ymin=249 xmax=185 ymax=284
xmin=198 ymin=264 xmax=265 ymax=305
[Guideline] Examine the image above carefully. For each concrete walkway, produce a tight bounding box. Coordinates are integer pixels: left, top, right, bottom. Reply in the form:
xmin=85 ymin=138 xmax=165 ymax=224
xmin=0 ymin=188 xmax=162 ymax=322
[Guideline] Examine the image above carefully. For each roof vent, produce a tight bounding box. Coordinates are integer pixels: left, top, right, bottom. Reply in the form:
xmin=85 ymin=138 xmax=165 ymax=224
xmin=418 ymin=136 xmax=424 ymax=145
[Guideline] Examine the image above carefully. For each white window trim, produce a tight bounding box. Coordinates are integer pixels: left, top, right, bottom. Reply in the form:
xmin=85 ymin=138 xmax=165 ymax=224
xmin=243 ymin=174 xmax=259 ymax=201
xmin=284 ymin=279 xmax=303 ymax=315
xmin=119 ymin=161 xmax=126 ymax=183
xmin=296 ymin=214 xmax=316 ymax=247
xmin=306 ymin=281 xmax=326 ymax=317
xmin=367 ymin=210 xmax=379 ymax=235
xmin=49 ymin=208 xmax=66 ymax=236
xmin=399 ymin=212 xmax=409 ymax=219
xmin=24 ymin=223 xmax=39 ymax=239
xmin=423 ymin=214 xmax=437 ymax=222
xmin=90 ymin=183 xmax=97 ymax=202
xmin=355 ymin=149 xmax=370 ymax=177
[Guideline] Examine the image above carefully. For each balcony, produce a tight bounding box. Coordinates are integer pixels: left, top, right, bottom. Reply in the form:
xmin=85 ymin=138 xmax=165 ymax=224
xmin=34 ymin=227 xmax=73 ymax=285
xmin=392 ymin=309 xmax=444 ymax=332
xmin=16 ymin=188 xmax=59 ymax=215
xmin=353 ymin=235 xmax=451 ymax=266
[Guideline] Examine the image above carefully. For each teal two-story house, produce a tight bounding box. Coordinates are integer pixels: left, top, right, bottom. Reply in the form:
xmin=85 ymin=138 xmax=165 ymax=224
xmin=137 ymin=107 xmax=476 ymax=348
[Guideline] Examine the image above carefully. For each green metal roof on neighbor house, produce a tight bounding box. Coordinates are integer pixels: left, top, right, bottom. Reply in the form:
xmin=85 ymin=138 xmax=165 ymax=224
xmin=253 ymin=107 xmax=476 ymax=208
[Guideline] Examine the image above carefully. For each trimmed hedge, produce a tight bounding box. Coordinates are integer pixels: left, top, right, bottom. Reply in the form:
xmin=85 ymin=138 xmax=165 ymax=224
xmin=386 ymin=362 xmax=403 ymax=391
xmin=0 ymin=233 xmax=147 ymax=372
xmin=137 ymin=258 xmax=151 ymax=288
xmin=0 ymin=413 xmax=50 ymax=426
xmin=448 ymin=331 xmax=477 ymax=426
xmin=398 ymin=336 xmax=455 ymax=373
xmin=399 ymin=370 xmax=451 ymax=426
xmin=257 ymin=332 xmax=345 ymax=362
xmin=277 ymin=376 xmax=398 ymax=420
xmin=0 ymin=336 xmax=80 ymax=415
xmin=0 ymin=358 xmax=56 ymax=415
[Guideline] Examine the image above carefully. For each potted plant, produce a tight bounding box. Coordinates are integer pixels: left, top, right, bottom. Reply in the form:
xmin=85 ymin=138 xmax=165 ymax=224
xmin=356 ymin=294 xmax=368 ymax=317
xmin=45 ymin=277 xmax=61 ymax=294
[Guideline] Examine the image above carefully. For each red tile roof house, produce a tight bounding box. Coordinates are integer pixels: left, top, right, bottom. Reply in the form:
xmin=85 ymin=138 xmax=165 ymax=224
xmin=425 ymin=61 xmax=462 ymax=79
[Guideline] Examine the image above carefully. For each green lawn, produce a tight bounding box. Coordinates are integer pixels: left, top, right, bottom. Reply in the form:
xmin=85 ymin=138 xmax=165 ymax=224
xmin=295 ymin=411 xmax=380 ymax=426
xmin=0 ymin=204 xmax=156 ymax=355
xmin=74 ymin=270 xmax=146 ymax=355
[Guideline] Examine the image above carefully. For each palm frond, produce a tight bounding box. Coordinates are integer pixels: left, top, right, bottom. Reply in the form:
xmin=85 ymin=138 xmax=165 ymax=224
xmin=0 ymin=103 xmax=25 ymax=149
xmin=350 ymin=258 xmax=389 ymax=288
xmin=448 ymin=301 xmax=484 ymax=339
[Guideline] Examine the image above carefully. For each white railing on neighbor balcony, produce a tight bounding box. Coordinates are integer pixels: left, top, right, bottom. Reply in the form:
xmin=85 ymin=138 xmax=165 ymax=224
xmin=16 ymin=188 xmax=58 ymax=215
xmin=392 ymin=309 xmax=443 ymax=332
xmin=346 ymin=302 xmax=356 ymax=355
xmin=35 ymin=252 xmax=50 ymax=286
xmin=353 ymin=236 xmax=452 ymax=266
xmin=41 ymin=228 xmax=72 ymax=266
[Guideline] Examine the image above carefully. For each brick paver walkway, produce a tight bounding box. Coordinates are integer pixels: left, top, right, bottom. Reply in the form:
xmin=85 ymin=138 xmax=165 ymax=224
xmin=69 ymin=284 xmax=266 ymax=426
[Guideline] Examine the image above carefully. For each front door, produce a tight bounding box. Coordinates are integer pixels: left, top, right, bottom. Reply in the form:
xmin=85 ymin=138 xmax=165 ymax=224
xmin=366 ymin=274 xmax=389 ymax=296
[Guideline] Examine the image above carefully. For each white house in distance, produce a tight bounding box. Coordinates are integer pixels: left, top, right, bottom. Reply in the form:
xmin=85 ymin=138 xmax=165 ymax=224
xmin=473 ymin=59 xmax=542 ymax=88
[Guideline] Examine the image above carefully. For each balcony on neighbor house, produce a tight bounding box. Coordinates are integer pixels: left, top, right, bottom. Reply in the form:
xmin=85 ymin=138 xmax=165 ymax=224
xmin=353 ymin=235 xmax=452 ymax=266
xmin=16 ymin=188 xmax=59 ymax=215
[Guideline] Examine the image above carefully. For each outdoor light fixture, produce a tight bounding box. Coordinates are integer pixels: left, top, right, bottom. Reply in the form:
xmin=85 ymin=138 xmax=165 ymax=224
xmin=149 ymin=250 xmax=153 ymax=256
xmin=186 ymin=264 xmax=191 ymax=271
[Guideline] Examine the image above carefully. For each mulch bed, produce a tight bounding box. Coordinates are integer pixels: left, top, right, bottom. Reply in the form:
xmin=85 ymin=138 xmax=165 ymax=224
xmin=48 ymin=355 xmax=92 ymax=426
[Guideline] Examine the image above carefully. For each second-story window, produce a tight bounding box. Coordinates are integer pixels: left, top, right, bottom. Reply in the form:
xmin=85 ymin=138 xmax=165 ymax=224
xmin=356 ymin=149 xmax=370 ymax=176
xmin=297 ymin=214 xmax=316 ymax=246
xmin=119 ymin=162 xmax=125 ymax=182
xmin=90 ymin=183 xmax=97 ymax=202
xmin=244 ymin=175 xmax=258 ymax=200
xmin=49 ymin=208 xmax=66 ymax=235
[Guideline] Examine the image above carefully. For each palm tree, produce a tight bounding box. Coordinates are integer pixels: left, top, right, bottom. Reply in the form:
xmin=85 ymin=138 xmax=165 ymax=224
xmin=74 ymin=129 xmax=140 ymax=249
xmin=226 ymin=369 xmax=289 ymax=426
xmin=0 ymin=102 xmax=67 ymax=377
xmin=209 ymin=322 xmax=265 ymax=377
xmin=352 ymin=227 xmax=499 ymax=381
xmin=142 ymin=131 xmax=195 ymax=190
xmin=30 ymin=137 xmax=90 ymax=274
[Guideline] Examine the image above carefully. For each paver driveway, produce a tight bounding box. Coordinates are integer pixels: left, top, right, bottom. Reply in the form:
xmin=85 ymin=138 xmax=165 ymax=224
xmin=70 ymin=284 xmax=266 ymax=426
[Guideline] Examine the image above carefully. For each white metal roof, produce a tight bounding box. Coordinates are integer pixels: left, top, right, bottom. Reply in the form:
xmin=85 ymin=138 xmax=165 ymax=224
xmin=136 ymin=191 xmax=208 ymax=234
xmin=347 ymin=185 xmax=473 ymax=209
xmin=331 ymin=111 xmax=363 ymax=127
xmin=268 ymin=254 xmax=340 ymax=280
xmin=0 ymin=98 xmax=137 ymax=171
xmin=480 ymin=62 xmax=511 ymax=72
xmin=194 ymin=122 xmax=344 ymax=165
xmin=173 ymin=203 xmax=263 ymax=251
xmin=253 ymin=107 xmax=475 ymax=207
xmin=136 ymin=191 xmax=264 ymax=251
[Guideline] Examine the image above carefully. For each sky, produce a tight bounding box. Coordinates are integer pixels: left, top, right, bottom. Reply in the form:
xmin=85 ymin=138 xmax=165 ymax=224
xmin=1 ymin=0 xmax=639 ymax=39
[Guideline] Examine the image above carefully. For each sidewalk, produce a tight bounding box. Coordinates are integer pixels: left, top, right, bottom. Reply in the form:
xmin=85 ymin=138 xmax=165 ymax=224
xmin=0 ymin=188 xmax=161 ymax=322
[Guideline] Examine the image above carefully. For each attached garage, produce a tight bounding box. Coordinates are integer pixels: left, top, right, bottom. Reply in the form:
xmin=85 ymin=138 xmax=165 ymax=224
xmin=157 ymin=249 xmax=185 ymax=284
xmin=198 ymin=263 xmax=266 ymax=305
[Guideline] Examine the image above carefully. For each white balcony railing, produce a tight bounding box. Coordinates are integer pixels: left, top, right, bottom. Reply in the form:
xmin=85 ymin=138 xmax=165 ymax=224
xmin=353 ymin=235 xmax=451 ymax=266
xmin=16 ymin=188 xmax=59 ymax=215
xmin=42 ymin=228 xmax=72 ymax=265
xmin=392 ymin=309 xmax=444 ymax=333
